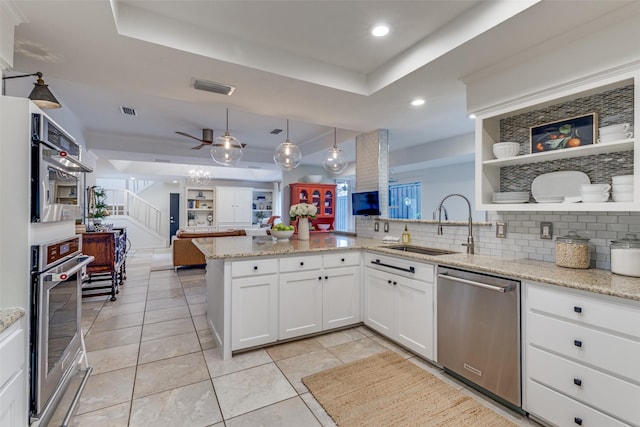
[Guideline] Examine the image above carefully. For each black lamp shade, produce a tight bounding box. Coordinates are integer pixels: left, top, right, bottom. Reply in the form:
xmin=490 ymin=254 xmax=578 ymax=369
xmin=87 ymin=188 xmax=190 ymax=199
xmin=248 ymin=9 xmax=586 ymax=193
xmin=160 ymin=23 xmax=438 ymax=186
xmin=29 ymin=76 xmax=61 ymax=109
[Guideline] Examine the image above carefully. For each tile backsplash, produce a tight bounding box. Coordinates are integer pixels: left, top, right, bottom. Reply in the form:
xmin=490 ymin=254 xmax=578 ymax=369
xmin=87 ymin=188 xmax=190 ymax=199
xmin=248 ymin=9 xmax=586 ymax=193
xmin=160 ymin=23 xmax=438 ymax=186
xmin=361 ymin=211 xmax=640 ymax=271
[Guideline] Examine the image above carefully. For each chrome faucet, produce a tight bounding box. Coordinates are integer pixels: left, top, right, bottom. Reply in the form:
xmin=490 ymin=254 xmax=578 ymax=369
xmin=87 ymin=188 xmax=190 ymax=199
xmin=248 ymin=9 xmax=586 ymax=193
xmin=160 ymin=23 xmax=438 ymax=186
xmin=436 ymin=193 xmax=474 ymax=254
xmin=432 ymin=204 xmax=448 ymax=220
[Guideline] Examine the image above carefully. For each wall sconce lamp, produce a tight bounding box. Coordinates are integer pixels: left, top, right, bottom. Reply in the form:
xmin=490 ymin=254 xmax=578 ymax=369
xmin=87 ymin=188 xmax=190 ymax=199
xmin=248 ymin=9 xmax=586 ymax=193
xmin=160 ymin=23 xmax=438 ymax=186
xmin=2 ymin=71 xmax=61 ymax=109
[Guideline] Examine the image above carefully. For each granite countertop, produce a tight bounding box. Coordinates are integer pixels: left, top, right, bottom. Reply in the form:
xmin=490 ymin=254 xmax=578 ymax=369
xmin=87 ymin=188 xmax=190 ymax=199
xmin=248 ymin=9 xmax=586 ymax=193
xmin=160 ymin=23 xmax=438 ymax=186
xmin=0 ymin=308 xmax=25 ymax=334
xmin=194 ymin=235 xmax=640 ymax=302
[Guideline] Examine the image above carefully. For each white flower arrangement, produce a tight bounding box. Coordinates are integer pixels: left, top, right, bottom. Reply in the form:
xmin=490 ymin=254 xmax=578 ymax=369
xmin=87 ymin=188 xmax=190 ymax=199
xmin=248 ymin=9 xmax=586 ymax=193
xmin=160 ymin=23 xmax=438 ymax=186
xmin=289 ymin=203 xmax=317 ymax=220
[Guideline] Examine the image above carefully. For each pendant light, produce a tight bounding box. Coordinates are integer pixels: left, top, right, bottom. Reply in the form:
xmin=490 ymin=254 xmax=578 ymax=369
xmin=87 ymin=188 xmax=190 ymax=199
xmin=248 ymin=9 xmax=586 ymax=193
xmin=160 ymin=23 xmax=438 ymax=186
xmin=2 ymin=71 xmax=61 ymax=109
xmin=273 ymin=119 xmax=302 ymax=171
xmin=323 ymin=128 xmax=348 ymax=174
xmin=210 ymin=108 xmax=243 ymax=166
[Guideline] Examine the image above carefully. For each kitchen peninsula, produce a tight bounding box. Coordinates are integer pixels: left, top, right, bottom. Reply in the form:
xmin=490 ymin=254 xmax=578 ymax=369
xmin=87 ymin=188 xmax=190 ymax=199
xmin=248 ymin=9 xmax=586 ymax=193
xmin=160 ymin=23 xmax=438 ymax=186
xmin=194 ymin=234 xmax=640 ymax=358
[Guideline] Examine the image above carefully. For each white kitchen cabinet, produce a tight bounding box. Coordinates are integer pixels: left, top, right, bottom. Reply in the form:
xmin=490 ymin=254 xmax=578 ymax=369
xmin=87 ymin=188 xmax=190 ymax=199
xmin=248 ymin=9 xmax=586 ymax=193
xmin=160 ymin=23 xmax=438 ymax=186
xmin=524 ymin=281 xmax=640 ymax=426
xmin=216 ymin=186 xmax=253 ymax=229
xmin=363 ymin=252 xmax=434 ymax=359
xmin=279 ymin=252 xmax=360 ymax=340
xmin=279 ymin=270 xmax=323 ymax=339
xmin=231 ymin=259 xmax=278 ymax=351
xmin=185 ymin=186 xmax=215 ymax=229
xmin=0 ymin=318 xmax=27 ymax=427
xmin=322 ymin=265 xmax=360 ymax=330
xmin=475 ymin=67 xmax=639 ymax=211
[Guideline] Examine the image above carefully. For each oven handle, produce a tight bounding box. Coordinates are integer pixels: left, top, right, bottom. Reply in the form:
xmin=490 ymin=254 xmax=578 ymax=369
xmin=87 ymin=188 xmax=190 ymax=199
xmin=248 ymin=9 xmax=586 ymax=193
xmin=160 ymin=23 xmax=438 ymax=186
xmin=43 ymin=255 xmax=94 ymax=282
xmin=61 ymin=367 xmax=92 ymax=427
xmin=371 ymin=259 xmax=415 ymax=274
xmin=437 ymin=273 xmax=514 ymax=293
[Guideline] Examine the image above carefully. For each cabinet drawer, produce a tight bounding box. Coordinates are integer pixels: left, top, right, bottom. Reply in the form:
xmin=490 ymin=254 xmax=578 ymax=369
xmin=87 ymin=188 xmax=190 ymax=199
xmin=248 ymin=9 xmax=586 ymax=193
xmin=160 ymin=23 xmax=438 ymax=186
xmin=364 ymin=252 xmax=434 ymax=281
xmin=527 ymin=345 xmax=640 ymax=425
xmin=232 ymin=259 xmax=278 ymax=278
xmin=323 ymin=251 xmax=360 ymax=268
xmin=279 ymin=255 xmax=322 ymax=273
xmin=527 ymin=283 xmax=640 ymax=339
xmin=0 ymin=326 xmax=24 ymax=388
xmin=527 ymin=311 xmax=640 ymax=383
xmin=526 ymin=379 xmax=630 ymax=427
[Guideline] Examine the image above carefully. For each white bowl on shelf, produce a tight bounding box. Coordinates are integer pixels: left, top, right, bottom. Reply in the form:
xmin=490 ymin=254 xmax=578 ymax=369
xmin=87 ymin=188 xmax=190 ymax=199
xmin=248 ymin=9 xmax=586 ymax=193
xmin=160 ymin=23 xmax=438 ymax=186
xmin=270 ymin=229 xmax=294 ymax=240
xmin=612 ymin=184 xmax=634 ymax=192
xmin=612 ymin=175 xmax=634 ymax=185
xmin=613 ymin=192 xmax=634 ymax=202
xmin=492 ymin=142 xmax=521 ymax=159
xmin=581 ymin=192 xmax=609 ymax=203
xmin=316 ymin=223 xmax=331 ymax=230
xmin=599 ymin=123 xmax=630 ymax=135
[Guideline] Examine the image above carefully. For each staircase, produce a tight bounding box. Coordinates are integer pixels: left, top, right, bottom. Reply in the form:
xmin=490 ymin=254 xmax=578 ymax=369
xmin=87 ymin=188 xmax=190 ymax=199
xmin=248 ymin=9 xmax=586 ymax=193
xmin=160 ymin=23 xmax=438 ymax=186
xmin=102 ymin=188 xmax=167 ymax=248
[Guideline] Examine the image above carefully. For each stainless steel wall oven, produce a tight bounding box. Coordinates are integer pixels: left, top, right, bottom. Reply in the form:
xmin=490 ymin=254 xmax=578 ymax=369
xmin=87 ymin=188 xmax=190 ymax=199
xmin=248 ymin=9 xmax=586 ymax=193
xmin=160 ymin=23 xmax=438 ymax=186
xmin=30 ymin=235 xmax=93 ymax=425
xmin=30 ymin=113 xmax=92 ymax=223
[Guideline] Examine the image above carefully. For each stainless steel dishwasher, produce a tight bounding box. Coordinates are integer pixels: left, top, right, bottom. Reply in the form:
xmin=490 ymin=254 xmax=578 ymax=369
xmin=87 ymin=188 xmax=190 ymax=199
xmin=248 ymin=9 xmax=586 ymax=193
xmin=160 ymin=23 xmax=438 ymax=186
xmin=437 ymin=266 xmax=521 ymax=409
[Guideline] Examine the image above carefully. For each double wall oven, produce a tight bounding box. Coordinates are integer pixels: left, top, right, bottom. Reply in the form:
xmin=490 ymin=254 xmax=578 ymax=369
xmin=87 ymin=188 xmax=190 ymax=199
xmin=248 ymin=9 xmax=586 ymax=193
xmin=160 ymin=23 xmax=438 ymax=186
xmin=30 ymin=231 xmax=94 ymax=424
xmin=30 ymin=113 xmax=92 ymax=224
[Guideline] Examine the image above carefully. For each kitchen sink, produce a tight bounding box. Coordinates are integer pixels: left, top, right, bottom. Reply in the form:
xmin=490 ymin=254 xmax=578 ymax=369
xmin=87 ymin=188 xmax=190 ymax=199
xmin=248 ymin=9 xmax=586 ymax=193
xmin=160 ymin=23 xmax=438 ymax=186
xmin=386 ymin=245 xmax=457 ymax=256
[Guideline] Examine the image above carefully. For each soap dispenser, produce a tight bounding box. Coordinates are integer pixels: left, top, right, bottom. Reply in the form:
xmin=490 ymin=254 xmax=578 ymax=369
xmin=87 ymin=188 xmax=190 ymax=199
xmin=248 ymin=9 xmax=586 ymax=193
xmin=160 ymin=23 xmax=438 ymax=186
xmin=402 ymin=225 xmax=410 ymax=244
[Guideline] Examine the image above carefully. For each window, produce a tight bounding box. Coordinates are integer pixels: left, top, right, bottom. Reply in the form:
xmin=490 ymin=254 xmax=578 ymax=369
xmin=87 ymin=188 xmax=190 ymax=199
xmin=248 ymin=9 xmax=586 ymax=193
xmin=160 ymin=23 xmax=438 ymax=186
xmin=388 ymin=182 xmax=421 ymax=219
xmin=334 ymin=179 xmax=355 ymax=232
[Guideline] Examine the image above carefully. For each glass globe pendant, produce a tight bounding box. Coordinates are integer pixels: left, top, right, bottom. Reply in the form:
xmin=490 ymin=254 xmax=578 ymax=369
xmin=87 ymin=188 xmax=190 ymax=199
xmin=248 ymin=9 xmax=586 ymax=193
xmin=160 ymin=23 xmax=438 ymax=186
xmin=273 ymin=119 xmax=302 ymax=171
xmin=323 ymin=128 xmax=348 ymax=174
xmin=211 ymin=108 xmax=243 ymax=166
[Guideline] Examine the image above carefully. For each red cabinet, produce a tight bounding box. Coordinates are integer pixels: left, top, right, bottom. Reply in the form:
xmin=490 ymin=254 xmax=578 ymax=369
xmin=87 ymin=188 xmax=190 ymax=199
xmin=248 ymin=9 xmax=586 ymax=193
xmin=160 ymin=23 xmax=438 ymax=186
xmin=290 ymin=183 xmax=336 ymax=232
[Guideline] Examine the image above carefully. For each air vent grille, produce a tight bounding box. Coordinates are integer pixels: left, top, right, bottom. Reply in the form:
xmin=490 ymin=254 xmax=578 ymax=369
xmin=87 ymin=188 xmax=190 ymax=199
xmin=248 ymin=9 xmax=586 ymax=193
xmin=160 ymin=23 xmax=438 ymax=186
xmin=193 ymin=79 xmax=235 ymax=96
xmin=153 ymin=158 xmax=171 ymax=163
xmin=270 ymin=129 xmax=283 ymax=135
xmin=120 ymin=106 xmax=137 ymax=116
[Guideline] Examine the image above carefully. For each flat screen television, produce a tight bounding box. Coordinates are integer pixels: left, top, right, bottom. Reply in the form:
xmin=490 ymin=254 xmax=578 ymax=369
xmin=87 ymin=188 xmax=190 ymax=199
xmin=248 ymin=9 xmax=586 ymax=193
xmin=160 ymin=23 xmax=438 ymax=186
xmin=352 ymin=190 xmax=381 ymax=216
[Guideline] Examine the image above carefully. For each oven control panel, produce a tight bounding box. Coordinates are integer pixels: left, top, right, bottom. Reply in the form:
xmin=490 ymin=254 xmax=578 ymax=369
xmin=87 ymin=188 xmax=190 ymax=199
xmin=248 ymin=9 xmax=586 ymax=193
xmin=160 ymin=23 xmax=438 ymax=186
xmin=36 ymin=236 xmax=81 ymax=271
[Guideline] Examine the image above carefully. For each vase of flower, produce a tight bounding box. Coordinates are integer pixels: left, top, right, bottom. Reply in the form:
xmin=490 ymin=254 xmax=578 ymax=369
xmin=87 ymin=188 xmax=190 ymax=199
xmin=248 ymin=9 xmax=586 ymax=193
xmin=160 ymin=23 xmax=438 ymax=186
xmin=298 ymin=217 xmax=310 ymax=240
xmin=290 ymin=203 xmax=317 ymax=241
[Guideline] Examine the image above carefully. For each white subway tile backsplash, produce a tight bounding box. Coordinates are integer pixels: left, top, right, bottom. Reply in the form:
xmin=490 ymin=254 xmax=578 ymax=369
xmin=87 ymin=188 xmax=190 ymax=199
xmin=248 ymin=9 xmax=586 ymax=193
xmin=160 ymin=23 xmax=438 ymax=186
xmin=365 ymin=210 xmax=640 ymax=271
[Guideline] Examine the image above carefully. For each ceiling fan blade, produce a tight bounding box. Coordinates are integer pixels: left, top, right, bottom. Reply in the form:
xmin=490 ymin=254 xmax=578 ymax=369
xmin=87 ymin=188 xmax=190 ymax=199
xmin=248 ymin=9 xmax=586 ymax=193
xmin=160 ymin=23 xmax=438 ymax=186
xmin=175 ymin=131 xmax=205 ymax=143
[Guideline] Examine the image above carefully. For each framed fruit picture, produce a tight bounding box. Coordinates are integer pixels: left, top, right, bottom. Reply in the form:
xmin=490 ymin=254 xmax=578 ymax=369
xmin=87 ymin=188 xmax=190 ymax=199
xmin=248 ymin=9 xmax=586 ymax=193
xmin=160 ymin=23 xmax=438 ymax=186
xmin=530 ymin=113 xmax=597 ymax=154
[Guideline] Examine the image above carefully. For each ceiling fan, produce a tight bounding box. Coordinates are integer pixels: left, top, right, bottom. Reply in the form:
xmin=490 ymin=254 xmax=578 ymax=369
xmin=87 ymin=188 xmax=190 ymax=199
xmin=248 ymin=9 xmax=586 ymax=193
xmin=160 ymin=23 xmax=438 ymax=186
xmin=175 ymin=128 xmax=215 ymax=150
xmin=175 ymin=128 xmax=248 ymax=150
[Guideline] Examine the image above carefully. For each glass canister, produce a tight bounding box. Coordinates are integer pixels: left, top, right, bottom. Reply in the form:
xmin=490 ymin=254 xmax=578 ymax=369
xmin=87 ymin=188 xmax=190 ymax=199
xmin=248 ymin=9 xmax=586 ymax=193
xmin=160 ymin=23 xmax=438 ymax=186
xmin=610 ymin=233 xmax=640 ymax=277
xmin=555 ymin=230 xmax=591 ymax=269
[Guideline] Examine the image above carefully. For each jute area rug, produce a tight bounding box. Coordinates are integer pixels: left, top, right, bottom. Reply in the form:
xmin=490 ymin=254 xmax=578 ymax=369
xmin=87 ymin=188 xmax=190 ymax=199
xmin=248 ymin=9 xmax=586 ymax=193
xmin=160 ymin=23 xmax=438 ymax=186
xmin=302 ymin=351 xmax=517 ymax=427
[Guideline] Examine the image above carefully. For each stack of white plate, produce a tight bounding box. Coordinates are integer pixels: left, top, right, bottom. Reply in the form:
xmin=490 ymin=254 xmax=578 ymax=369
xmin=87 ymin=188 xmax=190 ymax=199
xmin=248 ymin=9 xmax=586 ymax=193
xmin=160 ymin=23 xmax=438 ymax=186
xmin=579 ymin=184 xmax=610 ymax=203
xmin=598 ymin=123 xmax=633 ymax=143
xmin=492 ymin=191 xmax=529 ymax=204
xmin=612 ymin=175 xmax=634 ymax=202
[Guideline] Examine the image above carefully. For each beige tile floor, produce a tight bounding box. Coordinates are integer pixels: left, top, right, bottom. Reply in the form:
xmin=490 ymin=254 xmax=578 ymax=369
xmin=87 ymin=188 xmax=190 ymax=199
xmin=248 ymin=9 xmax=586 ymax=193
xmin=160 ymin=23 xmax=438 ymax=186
xmin=72 ymin=248 xmax=541 ymax=427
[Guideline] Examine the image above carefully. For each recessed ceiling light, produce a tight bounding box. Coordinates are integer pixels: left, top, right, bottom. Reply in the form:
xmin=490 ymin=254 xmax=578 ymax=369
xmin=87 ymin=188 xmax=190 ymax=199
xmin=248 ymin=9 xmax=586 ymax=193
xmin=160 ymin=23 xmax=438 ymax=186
xmin=129 ymin=177 xmax=136 ymax=180
xmin=410 ymin=98 xmax=425 ymax=107
xmin=468 ymin=114 xmax=476 ymax=119
xmin=371 ymin=24 xmax=390 ymax=37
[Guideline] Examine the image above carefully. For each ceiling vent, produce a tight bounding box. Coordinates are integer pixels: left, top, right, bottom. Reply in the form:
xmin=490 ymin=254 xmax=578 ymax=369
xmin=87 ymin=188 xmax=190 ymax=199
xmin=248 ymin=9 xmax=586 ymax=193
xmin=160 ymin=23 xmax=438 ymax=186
xmin=193 ymin=79 xmax=235 ymax=96
xmin=153 ymin=158 xmax=171 ymax=163
xmin=270 ymin=128 xmax=283 ymax=135
xmin=120 ymin=106 xmax=137 ymax=116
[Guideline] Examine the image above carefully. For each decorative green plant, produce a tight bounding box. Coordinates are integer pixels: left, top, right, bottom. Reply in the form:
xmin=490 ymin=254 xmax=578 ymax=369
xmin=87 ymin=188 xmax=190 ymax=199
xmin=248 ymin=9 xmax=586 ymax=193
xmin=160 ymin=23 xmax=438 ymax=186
xmin=89 ymin=186 xmax=109 ymax=220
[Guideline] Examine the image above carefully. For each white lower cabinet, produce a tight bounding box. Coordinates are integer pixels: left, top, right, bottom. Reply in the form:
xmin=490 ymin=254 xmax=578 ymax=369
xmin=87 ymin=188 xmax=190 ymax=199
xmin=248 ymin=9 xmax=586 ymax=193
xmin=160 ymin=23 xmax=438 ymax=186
xmin=0 ymin=319 xmax=27 ymax=427
xmin=363 ymin=253 xmax=434 ymax=360
xmin=231 ymin=259 xmax=278 ymax=350
xmin=322 ymin=265 xmax=360 ymax=330
xmin=279 ymin=252 xmax=360 ymax=340
xmin=279 ymin=270 xmax=323 ymax=339
xmin=524 ymin=282 xmax=640 ymax=427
